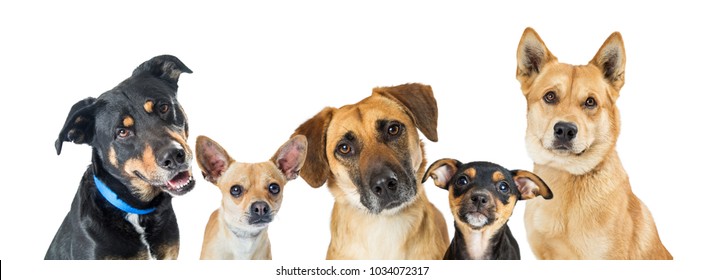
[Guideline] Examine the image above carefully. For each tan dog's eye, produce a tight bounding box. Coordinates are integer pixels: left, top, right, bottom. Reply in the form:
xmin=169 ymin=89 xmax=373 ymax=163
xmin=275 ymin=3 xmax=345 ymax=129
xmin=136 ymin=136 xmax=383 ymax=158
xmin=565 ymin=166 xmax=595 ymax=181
xmin=543 ymin=91 xmax=558 ymax=104
xmin=337 ymin=143 xmax=352 ymax=155
xmin=388 ymin=124 xmax=401 ymax=136
xmin=584 ymin=97 xmax=597 ymax=109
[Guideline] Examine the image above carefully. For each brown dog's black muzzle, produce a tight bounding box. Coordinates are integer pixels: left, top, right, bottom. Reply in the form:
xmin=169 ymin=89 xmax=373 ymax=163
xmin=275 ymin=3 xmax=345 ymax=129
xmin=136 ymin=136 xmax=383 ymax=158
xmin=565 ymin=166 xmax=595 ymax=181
xmin=359 ymin=155 xmax=416 ymax=213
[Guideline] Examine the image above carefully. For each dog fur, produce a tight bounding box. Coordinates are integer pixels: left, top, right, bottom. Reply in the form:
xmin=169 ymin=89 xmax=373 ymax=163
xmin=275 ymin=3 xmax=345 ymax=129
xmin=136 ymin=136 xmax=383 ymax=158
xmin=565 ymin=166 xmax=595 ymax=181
xmin=293 ymin=83 xmax=449 ymax=259
xmin=516 ymin=27 xmax=672 ymax=259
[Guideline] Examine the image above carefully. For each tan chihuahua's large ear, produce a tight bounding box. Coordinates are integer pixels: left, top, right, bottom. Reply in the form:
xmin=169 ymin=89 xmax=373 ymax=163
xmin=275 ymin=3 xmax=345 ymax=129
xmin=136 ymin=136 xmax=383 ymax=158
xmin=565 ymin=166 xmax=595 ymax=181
xmin=511 ymin=169 xmax=553 ymax=200
xmin=516 ymin=27 xmax=557 ymax=90
xmin=292 ymin=107 xmax=336 ymax=188
xmin=195 ymin=136 xmax=234 ymax=184
xmin=373 ymin=83 xmax=439 ymax=142
xmin=590 ymin=32 xmax=626 ymax=92
xmin=422 ymin=158 xmax=461 ymax=190
xmin=271 ymin=135 xmax=308 ymax=181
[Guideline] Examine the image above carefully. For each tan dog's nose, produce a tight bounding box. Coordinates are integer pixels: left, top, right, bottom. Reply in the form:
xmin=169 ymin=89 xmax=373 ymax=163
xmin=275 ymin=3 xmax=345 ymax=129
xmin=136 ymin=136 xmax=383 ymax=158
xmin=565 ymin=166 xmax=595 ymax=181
xmin=554 ymin=121 xmax=578 ymax=142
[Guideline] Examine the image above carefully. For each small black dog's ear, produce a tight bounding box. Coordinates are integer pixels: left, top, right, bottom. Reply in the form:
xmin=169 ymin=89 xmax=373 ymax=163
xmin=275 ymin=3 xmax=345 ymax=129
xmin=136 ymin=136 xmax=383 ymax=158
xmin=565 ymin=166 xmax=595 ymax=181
xmin=131 ymin=55 xmax=193 ymax=86
xmin=55 ymin=97 xmax=101 ymax=155
xmin=511 ymin=169 xmax=553 ymax=200
xmin=423 ymin=158 xmax=461 ymax=190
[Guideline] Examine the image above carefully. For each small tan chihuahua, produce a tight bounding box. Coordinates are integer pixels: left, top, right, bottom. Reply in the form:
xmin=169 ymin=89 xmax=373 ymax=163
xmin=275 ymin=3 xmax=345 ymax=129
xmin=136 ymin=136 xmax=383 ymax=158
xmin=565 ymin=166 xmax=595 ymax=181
xmin=196 ymin=135 xmax=307 ymax=260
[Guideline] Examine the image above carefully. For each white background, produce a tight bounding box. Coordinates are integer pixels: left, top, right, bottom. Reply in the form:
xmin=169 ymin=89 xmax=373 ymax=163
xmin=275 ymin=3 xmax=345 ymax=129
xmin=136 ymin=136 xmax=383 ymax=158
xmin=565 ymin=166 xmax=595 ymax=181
xmin=1 ymin=0 xmax=699 ymax=278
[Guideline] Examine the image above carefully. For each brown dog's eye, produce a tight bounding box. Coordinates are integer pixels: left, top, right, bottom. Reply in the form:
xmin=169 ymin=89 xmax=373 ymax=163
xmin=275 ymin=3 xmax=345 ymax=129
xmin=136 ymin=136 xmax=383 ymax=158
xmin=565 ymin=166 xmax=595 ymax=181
xmin=159 ymin=104 xmax=170 ymax=113
xmin=116 ymin=128 xmax=132 ymax=139
xmin=543 ymin=91 xmax=557 ymax=104
xmin=337 ymin=143 xmax=351 ymax=155
xmin=388 ymin=124 xmax=401 ymax=136
xmin=584 ymin=97 xmax=597 ymax=109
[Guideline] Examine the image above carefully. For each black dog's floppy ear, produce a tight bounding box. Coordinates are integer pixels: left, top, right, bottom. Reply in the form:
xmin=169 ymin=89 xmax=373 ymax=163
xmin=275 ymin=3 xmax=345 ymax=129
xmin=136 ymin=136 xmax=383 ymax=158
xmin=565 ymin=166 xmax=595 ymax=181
xmin=132 ymin=55 xmax=193 ymax=86
xmin=373 ymin=83 xmax=439 ymax=142
xmin=423 ymin=158 xmax=461 ymax=190
xmin=292 ymin=107 xmax=336 ymax=188
xmin=511 ymin=169 xmax=553 ymax=200
xmin=55 ymin=97 xmax=101 ymax=155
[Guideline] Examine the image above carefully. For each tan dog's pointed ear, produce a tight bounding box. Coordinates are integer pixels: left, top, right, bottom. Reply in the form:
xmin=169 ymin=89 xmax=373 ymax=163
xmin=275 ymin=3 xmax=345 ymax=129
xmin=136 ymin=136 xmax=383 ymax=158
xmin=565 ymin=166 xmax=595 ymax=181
xmin=590 ymin=32 xmax=626 ymax=92
xmin=422 ymin=158 xmax=461 ymax=190
xmin=516 ymin=27 xmax=557 ymax=91
xmin=195 ymin=135 xmax=233 ymax=184
xmin=373 ymin=83 xmax=438 ymax=142
xmin=271 ymin=135 xmax=308 ymax=181
xmin=511 ymin=169 xmax=553 ymax=200
xmin=292 ymin=107 xmax=336 ymax=188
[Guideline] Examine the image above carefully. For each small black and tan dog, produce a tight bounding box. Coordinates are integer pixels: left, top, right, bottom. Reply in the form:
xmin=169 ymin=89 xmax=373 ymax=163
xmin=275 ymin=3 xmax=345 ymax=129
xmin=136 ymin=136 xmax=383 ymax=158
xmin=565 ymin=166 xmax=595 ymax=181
xmin=45 ymin=55 xmax=195 ymax=260
xmin=423 ymin=159 xmax=552 ymax=260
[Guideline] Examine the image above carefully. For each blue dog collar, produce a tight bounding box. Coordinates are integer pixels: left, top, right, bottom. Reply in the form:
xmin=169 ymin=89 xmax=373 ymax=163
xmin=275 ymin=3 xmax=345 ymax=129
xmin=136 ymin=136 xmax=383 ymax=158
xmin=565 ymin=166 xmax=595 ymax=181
xmin=93 ymin=175 xmax=156 ymax=215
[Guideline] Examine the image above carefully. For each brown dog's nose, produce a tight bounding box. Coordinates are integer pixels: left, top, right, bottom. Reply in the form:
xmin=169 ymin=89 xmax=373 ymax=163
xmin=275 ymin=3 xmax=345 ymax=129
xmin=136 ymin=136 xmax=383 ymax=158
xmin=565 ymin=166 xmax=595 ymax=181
xmin=371 ymin=169 xmax=399 ymax=197
xmin=159 ymin=148 xmax=187 ymax=170
xmin=554 ymin=121 xmax=578 ymax=142
xmin=250 ymin=201 xmax=270 ymax=217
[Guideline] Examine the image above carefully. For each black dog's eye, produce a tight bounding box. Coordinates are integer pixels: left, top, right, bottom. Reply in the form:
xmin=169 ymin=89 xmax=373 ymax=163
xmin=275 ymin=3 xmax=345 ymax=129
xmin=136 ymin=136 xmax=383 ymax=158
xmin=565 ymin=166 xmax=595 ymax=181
xmin=498 ymin=181 xmax=510 ymax=193
xmin=337 ymin=143 xmax=352 ymax=155
xmin=388 ymin=123 xmax=401 ymax=136
xmin=456 ymin=176 xmax=469 ymax=187
xmin=230 ymin=185 xmax=243 ymax=197
xmin=159 ymin=104 xmax=170 ymax=114
xmin=584 ymin=97 xmax=597 ymax=109
xmin=116 ymin=128 xmax=132 ymax=139
xmin=543 ymin=91 xmax=557 ymax=104
xmin=268 ymin=183 xmax=280 ymax=195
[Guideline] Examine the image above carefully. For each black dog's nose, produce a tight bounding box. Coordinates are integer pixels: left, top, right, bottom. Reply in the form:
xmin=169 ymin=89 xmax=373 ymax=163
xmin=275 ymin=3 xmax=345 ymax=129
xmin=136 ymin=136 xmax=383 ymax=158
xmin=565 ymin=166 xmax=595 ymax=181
xmin=371 ymin=169 xmax=399 ymax=197
xmin=250 ymin=201 xmax=270 ymax=217
xmin=470 ymin=193 xmax=489 ymax=207
xmin=159 ymin=148 xmax=187 ymax=170
xmin=554 ymin=122 xmax=578 ymax=142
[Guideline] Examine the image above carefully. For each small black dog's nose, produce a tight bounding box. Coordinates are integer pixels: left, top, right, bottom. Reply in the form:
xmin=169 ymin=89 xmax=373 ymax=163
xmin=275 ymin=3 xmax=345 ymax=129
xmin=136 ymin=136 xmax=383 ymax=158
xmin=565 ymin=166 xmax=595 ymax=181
xmin=370 ymin=170 xmax=398 ymax=197
xmin=159 ymin=148 xmax=187 ymax=170
xmin=554 ymin=121 xmax=578 ymax=141
xmin=250 ymin=201 xmax=270 ymax=216
xmin=470 ymin=193 xmax=489 ymax=207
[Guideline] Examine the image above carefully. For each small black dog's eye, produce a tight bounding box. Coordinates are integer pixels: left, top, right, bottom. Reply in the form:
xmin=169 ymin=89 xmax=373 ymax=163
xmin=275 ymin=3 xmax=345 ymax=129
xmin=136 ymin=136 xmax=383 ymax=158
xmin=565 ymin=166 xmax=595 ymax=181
xmin=498 ymin=181 xmax=510 ymax=193
xmin=543 ymin=91 xmax=557 ymax=104
xmin=230 ymin=185 xmax=243 ymax=197
xmin=456 ymin=176 xmax=469 ymax=187
xmin=116 ymin=128 xmax=132 ymax=139
xmin=337 ymin=143 xmax=352 ymax=155
xmin=584 ymin=97 xmax=597 ymax=109
xmin=387 ymin=123 xmax=401 ymax=136
xmin=268 ymin=183 xmax=280 ymax=195
xmin=159 ymin=104 xmax=170 ymax=114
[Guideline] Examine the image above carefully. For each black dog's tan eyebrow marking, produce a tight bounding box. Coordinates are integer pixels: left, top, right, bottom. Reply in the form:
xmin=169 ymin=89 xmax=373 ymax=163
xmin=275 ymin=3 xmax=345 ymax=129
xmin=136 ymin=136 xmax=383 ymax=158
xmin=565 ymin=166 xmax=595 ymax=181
xmin=123 ymin=116 xmax=134 ymax=127
xmin=144 ymin=101 xmax=154 ymax=113
xmin=465 ymin=168 xmax=476 ymax=180
xmin=492 ymin=171 xmax=505 ymax=182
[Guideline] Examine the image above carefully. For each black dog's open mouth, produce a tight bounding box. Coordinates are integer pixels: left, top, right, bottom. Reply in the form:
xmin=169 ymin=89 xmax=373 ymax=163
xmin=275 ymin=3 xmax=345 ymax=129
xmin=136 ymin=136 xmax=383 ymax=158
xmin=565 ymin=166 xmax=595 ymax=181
xmin=165 ymin=171 xmax=195 ymax=195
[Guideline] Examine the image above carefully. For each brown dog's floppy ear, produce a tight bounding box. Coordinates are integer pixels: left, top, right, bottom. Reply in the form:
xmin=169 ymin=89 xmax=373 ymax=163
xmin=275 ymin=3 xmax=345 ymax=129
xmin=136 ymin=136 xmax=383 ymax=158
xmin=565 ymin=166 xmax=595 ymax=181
xmin=132 ymin=55 xmax=193 ymax=87
xmin=195 ymin=136 xmax=233 ymax=184
xmin=422 ymin=158 xmax=461 ymax=190
xmin=292 ymin=107 xmax=336 ymax=188
xmin=55 ymin=97 xmax=102 ymax=155
xmin=590 ymin=32 xmax=626 ymax=92
xmin=271 ymin=135 xmax=308 ymax=181
xmin=511 ymin=169 xmax=553 ymax=200
xmin=516 ymin=27 xmax=558 ymax=91
xmin=373 ymin=83 xmax=438 ymax=142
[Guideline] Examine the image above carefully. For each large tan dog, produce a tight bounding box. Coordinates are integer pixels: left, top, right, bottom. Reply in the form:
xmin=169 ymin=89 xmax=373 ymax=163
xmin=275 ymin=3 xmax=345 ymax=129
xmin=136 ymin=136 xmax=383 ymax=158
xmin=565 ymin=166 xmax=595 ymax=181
xmin=196 ymin=135 xmax=307 ymax=259
xmin=515 ymin=27 xmax=672 ymax=259
xmin=293 ymin=83 xmax=449 ymax=259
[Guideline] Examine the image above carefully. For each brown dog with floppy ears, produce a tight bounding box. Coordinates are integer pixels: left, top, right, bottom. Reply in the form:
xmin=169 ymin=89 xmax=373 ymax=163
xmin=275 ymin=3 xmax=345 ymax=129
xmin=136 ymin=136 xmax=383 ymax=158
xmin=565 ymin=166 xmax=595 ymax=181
xmin=196 ymin=135 xmax=307 ymax=260
xmin=516 ymin=27 xmax=672 ymax=259
xmin=293 ymin=83 xmax=449 ymax=259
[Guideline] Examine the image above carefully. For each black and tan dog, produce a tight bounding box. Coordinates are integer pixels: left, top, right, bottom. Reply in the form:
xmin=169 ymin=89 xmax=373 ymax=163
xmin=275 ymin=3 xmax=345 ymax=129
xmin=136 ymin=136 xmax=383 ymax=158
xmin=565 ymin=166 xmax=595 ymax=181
xmin=516 ymin=27 xmax=672 ymax=259
xmin=424 ymin=159 xmax=552 ymax=260
xmin=45 ymin=55 xmax=195 ymax=260
xmin=293 ymin=83 xmax=449 ymax=259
